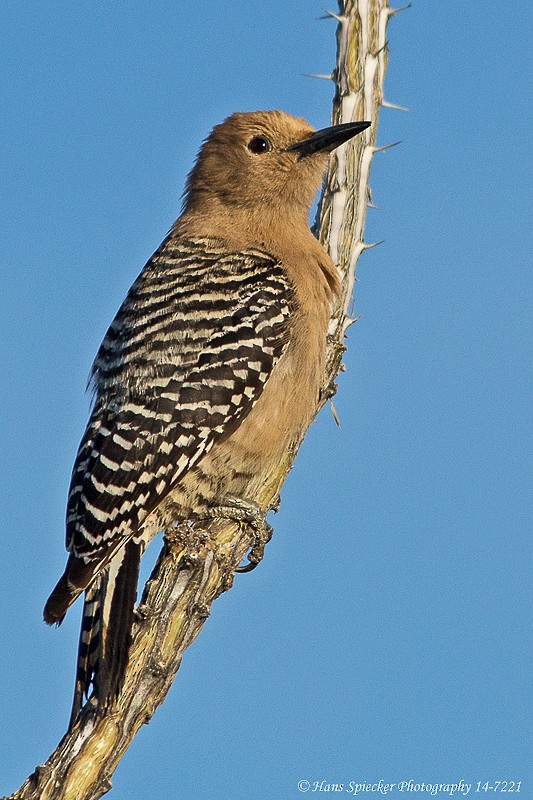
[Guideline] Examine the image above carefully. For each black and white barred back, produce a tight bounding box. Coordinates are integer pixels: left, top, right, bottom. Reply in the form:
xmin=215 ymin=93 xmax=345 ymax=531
xmin=61 ymin=236 xmax=296 ymax=722
xmin=68 ymin=236 xmax=294 ymax=563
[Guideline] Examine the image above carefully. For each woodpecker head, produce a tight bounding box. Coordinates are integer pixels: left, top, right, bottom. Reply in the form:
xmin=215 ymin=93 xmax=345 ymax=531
xmin=183 ymin=110 xmax=370 ymax=223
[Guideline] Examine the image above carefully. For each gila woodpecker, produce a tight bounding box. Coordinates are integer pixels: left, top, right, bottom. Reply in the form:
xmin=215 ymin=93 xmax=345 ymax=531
xmin=43 ymin=110 xmax=370 ymax=725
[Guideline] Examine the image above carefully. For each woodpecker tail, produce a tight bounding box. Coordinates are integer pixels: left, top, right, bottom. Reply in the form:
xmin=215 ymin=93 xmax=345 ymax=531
xmin=43 ymin=553 xmax=99 ymax=625
xmin=69 ymin=540 xmax=142 ymax=728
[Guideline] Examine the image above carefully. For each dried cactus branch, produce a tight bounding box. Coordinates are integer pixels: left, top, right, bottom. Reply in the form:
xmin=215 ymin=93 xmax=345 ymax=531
xmin=5 ymin=3 xmax=393 ymax=797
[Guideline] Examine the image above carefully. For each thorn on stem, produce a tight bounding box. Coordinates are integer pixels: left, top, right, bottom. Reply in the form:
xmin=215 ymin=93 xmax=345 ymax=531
xmin=373 ymin=140 xmax=402 ymax=153
xmin=320 ymin=9 xmax=346 ymax=23
xmin=304 ymin=72 xmax=334 ymax=81
xmin=330 ymin=399 xmax=341 ymax=428
xmin=389 ymin=3 xmax=412 ymax=16
xmin=382 ymin=100 xmax=410 ymax=112
xmin=344 ymin=314 xmax=361 ymax=331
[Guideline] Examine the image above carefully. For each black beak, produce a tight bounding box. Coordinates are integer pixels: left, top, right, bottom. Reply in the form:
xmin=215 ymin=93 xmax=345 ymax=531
xmin=287 ymin=120 xmax=371 ymax=158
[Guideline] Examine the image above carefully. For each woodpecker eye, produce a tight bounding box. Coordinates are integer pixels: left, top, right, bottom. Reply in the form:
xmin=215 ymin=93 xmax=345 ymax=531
xmin=247 ymin=135 xmax=271 ymax=155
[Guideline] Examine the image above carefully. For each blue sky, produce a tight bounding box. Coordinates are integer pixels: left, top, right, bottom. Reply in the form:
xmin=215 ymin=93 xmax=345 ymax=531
xmin=1 ymin=2 xmax=531 ymax=798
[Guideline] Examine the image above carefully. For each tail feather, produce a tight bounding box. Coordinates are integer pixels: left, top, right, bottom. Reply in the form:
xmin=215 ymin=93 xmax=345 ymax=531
xmin=43 ymin=554 xmax=98 ymax=625
xmin=68 ymin=540 xmax=142 ymax=728
xmin=100 ymin=539 xmax=142 ymax=704
xmin=70 ymin=581 xmax=102 ymax=728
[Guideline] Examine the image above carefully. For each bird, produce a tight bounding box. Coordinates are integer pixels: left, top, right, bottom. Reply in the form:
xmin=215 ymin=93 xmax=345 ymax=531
xmin=43 ymin=109 xmax=371 ymax=726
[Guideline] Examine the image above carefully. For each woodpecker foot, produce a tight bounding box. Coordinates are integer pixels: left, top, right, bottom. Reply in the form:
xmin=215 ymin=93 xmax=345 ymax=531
xmin=199 ymin=496 xmax=273 ymax=572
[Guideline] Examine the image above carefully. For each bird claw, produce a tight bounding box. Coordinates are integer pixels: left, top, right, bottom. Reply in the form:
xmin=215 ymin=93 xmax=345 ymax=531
xmin=198 ymin=496 xmax=273 ymax=572
xmin=236 ymin=518 xmax=273 ymax=572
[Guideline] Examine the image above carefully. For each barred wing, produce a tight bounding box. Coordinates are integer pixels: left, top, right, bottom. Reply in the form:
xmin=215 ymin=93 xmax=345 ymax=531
xmin=66 ymin=237 xmax=294 ymax=559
